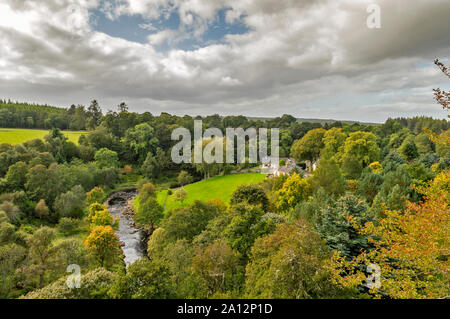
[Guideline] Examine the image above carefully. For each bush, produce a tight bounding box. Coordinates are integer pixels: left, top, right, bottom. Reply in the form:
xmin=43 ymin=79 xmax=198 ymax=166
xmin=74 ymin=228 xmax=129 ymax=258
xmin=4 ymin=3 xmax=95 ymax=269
xmin=58 ymin=218 xmax=80 ymax=235
xmin=87 ymin=187 xmax=106 ymax=206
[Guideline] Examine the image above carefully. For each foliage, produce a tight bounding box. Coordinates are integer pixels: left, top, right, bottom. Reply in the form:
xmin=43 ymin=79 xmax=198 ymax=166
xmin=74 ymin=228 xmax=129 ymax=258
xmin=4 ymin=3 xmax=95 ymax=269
xmin=308 ymin=157 xmax=346 ymax=196
xmin=276 ymin=173 xmax=311 ymax=213
xmin=86 ymin=187 xmax=106 ymax=206
xmin=245 ymin=220 xmax=350 ymax=299
xmin=94 ymin=148 xmax=119 ymax=169
xmin=135 ymin=198 xmax=164 ymax=232
xmin=192 ymin=241 xmax=242 ymax=298
xmin=177 ymin=170 xmax=193 ymax=186
xmin=329 ymin=172 xmax=450 ymax=299
xmin=230 ymin=184 xmax=269 ymax=211
xmin=290 ymin=128 xmax=326 ymax=163
xmin=91 ymin=209 xmax=119 ymax=230
xmin=110 ymin=259 xmax=176 ymax=299
xmin=84 ymin=226 xmax=121 ymax=267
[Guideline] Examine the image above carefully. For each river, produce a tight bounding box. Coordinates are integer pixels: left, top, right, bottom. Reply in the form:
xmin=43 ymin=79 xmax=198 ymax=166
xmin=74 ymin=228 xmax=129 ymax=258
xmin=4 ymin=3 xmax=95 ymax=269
xmin=107 ymin=189 xmax=146 ymax=265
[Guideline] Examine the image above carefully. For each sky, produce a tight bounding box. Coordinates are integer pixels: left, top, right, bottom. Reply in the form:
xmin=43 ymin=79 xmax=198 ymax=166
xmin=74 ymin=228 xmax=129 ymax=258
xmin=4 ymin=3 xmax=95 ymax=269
xmin=0 ymin=0 xmax=449 ymax=123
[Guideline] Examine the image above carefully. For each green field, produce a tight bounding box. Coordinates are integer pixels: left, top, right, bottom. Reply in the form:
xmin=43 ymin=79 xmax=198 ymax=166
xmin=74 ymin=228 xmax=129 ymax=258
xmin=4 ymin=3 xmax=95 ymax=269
xmin=0 ymin=128 xmax=86 ymax=145
xmin=157 ymin=173 xmax=267 ymax=211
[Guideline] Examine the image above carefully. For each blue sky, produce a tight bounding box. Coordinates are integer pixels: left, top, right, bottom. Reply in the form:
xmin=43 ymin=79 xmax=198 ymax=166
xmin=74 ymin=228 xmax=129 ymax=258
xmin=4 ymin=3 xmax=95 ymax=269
xmin=89 ymin=7 xmax=249 ymax=51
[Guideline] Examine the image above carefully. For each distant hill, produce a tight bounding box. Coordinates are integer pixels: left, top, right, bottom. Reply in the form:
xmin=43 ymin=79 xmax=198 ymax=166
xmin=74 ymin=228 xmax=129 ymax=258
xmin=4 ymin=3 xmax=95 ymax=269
xmin=246 ymin=116 xmax=380 ymax=126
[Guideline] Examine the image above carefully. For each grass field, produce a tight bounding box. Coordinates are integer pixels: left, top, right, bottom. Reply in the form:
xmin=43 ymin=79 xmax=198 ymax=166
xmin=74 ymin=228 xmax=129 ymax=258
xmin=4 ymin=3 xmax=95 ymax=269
xmin=156 ymin=173 xmax=267 ymax=212
xmin=0 ymin=128 xmax=86 ymax=145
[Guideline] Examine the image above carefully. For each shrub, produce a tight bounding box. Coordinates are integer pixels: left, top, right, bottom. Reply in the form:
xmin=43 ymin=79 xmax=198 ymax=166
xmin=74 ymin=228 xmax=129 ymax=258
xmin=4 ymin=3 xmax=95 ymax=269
xmin=58 ymin=218 xmax=80 ymax=235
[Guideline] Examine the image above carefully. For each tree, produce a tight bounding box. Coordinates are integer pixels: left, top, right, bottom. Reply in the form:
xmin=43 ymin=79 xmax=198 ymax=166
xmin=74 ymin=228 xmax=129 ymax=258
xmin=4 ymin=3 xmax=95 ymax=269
xmin=290 ymin=128 xmax=326 ymax=164
xmin=173 ymin=188 xmax=187 ymax=206
xmin=308 ymin=157 xmax=346 ymax=196
xmin=162 ymin=201 xmax=222 ymax=242
xmin=0 ymin=243 xmax=26 ymax=298
xmin=137 ymin=183 xmax=157 ymax=204
xmin=117 ymin=102 xmax=128 ymax=113
xmin=24 ymin=227 xmax=59 ymax=288
xmin=400 ymin=136 xmax=419 ymax=161
xmin=135 ymin=198 xmax=164 ymax=233
xmin=123 ymin=123 xmax=158 ymax=163
xmin=276 ymin=173 xmax=311 ymax=213
xmin=415 ymin=133 xmax=435 ymax=155
xmin=230 ymin=184 xmax=269 ymax=211
xmin=340 ymin=132 xmax=380 ymax=178
xmin=84 ymin=226 xmax=121 ymax=267
xmin=86 ymin=187 xmax=106 ymax=206
xmin=177 ymin=170 xmax=193 ymax=186
xmin=5 ymin=161 xmax=28 ymax=191
xmin=322 ymin=128 xmax=346 ymax=159
xmin=25 ymin=164 xmax=61 ymax=206
xmin=330 ymin=171 xmax=450 ymax=299
xmin=224 ymin=204 xmax=276 ymax=259
xmin=22 ymin=268 xmax=117 ymax=299
xmin=356 ymin=169 xmax=383 ymax=205
xmin=86 ymin=100 xmax=102 ymax=129
xmin=87 ymin=203 xmax=107 ymax=222
xmin=91 ymin=209 xmax=119 ymax=230
xmin=245 ymin=220 xmax=349 ymax=299
xmin=142 ymin=148 xmax=168 ymax=179
xmin=94 ymin=148 xmax=119 ymax=169
xmin=310 ymin=194 xmax=374 ymax=259
xmin=34 ymin=199 xmax=49 ymax=219
xmin=192 ymin=241 xmax=242 ymax=298
xmin=54 ymin=185 xmax=86 ymax=219
xmin=110 ymin=259 xmax=175 ymax=299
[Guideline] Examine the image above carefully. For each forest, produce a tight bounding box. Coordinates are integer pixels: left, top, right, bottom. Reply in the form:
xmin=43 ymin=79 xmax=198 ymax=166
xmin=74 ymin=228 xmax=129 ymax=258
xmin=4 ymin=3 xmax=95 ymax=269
xmin=0 ymin=63 xmax=448 ymax=300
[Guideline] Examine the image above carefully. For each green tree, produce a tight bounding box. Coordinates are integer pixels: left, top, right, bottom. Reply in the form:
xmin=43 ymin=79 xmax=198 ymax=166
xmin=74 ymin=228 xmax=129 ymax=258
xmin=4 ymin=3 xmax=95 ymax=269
xmin=290 ymin=128 xmax=326 ymax=164
xmin=54 ymin=185 xmax=86 ymax=219
xmin=192 ymin=241 xmax=242 ymax=298
xmin=123 ymin=123 xmax=158 ymax=163
xmin=224 ymin=204 xmax=276 ymax=258
xmin=340 ymin=132 xmax=380 ymax=178
xmin=230 ymin=184 xmax=269 ymax=211
xmin=110 ymin=259 xmax=175 ymax=299
xmin=94 ymin=148 xmax=119 ymax=169
xmin=356 ymin=169 xmax=384 ymax=205
xmin=173 ymin=188 xmax=187 ymax=206
xmin=322 ymin=128 xmax=346 ymax=159
xmin=0 ymin=243 xmax=26 ymax=298
xmin=400 ymin=136 xmax=419 ymax=161
xmin=91 ymin=209 xmax=119 ymax=230
xmin=24 ymin=227 xmax=59 ymax=288
xmin=276 ymin=173 xmax=311 ymax=213
xmin=177 ymin=170 xmax=193 ymax=186
xmin=135 ymin=198 xmax=164 ymax=233
xmin=34 ymin=199 xmax=49 ymax=219
xmin=25 ymin=164 xmax=61 ymax=206
xmin=310 ymin=194 xmax=374 ymax=259
xmin=308 ymin=157 xmax=346 ymax=196
xmin=5 ymin=161 xmax=28 ymax=191
xmin=245 ymin=220 xmax=348 ymax=298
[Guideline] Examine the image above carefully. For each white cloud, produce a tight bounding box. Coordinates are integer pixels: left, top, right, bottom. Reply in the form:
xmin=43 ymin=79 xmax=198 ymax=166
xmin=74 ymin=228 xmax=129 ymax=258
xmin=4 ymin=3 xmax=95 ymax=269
xmin=0 ymin=0 xmax=449 ymax=122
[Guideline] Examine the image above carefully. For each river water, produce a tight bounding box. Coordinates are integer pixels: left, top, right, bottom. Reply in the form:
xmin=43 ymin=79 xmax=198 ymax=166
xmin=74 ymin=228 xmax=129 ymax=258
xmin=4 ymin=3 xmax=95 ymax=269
xmin=107 ymin=190 xmax=146 ymax=265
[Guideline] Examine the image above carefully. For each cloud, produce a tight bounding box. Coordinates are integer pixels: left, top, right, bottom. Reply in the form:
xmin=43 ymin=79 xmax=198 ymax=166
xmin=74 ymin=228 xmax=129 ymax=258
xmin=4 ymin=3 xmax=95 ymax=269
xmin=0 ymin=0 xmax=449 ymax=122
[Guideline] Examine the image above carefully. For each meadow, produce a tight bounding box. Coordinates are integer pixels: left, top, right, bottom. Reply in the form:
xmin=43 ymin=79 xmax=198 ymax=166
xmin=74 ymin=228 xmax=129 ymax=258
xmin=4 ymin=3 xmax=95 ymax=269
xmin=157 ymin=173 xmax=267 ymax=211
xmin=0 ymin=128 xmax=85 ymax=145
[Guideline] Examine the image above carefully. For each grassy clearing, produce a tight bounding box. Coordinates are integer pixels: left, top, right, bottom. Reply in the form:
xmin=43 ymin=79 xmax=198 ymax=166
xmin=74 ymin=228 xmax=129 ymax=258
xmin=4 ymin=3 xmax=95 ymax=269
xmin=0 ymin=128 xmax=85 ymax=145
xmin=157 ymin=173 xmax=267 ymax=212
